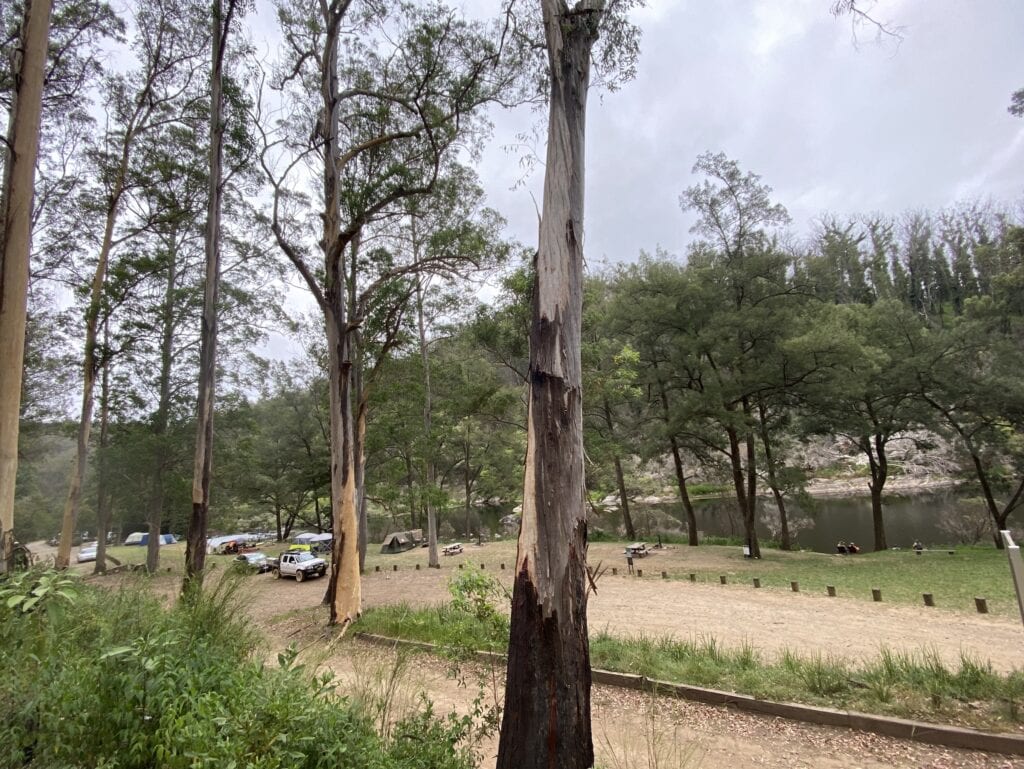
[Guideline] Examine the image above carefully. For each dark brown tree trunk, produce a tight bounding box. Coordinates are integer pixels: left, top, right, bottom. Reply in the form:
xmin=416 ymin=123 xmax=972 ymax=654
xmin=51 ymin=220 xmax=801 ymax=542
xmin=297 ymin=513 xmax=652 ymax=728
xmin=864 ymin=434 xmax=888 ymax=552
xmin=613 ymin=455 xmax=635 ymax=541
xmin=497 ymin=3 xmax=599 ymax=766
xmin=655 ymin=376 xmax=698 ymax=545
xmin=757 ymin=402 xmax=790 ymax=550
xmin=669 ymin=437 xmax=699 ymax=545
xmin=726 ymin=426 xmax=759 ymax=558
xmin=0 ymin=0 xmax=51 ymax=574
xmin=185 ymin=0 xmax=236 ymax=596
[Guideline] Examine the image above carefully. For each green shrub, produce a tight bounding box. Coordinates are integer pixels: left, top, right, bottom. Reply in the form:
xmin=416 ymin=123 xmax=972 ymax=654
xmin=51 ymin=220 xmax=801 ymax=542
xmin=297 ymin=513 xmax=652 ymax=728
xmin=0 ymin=569 xmax=474 ymax=769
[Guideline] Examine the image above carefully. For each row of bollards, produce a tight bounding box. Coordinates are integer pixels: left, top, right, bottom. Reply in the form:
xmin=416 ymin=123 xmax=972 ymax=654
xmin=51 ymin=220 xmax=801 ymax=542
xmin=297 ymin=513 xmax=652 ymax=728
xmin=368 ymin=562 xmax=991 ymax=614
xmin=619 ymin=568 xmax=993 ymax=614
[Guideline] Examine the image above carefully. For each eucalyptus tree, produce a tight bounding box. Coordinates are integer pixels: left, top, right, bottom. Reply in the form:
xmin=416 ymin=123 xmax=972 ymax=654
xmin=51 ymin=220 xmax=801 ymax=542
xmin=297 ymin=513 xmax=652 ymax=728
xmin=185 ymin=0 xmax=248 ymax=592
xmin=496 ymin=0 xmax=640 ymax=765
xmin=262 ymin=0 xmax=523 ymax=627
xmin=0 ymin=0 xmax=51 ymax=571
xmin=55 ymin=0 xmax=210 ymax=569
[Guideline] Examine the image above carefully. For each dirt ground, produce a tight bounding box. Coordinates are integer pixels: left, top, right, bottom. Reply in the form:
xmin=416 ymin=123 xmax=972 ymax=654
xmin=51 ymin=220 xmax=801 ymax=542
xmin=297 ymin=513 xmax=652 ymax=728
xmin=55 ymin=539 xmax=1024 ymax=767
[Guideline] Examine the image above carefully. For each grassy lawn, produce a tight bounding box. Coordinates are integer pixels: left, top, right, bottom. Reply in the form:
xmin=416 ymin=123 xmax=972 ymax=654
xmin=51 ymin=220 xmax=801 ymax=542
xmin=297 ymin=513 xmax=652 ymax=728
xmin=672 ymin=545 xmax=1019 ymax=616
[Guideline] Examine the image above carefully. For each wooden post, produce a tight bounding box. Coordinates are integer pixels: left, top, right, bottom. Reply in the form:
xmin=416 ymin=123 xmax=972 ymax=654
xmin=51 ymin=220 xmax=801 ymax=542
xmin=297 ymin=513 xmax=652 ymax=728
xmin=790 ymin=581 xmax=799 ymax=593
xmin=719 ymin=575 xmax=727 ymax=585
xmin=375 ymin=565 xmax=380 ymax=572
xmin=975 ymin=597 xmax=988 ymax=614
xmin=459 ymin=563 xmax=464 ymax=569
xmin=636 ymin=569 xmax=643 ymax=578
xmin=826 ymin=585 xmax=836 ymax=597
xmin=481 ymin=563 xmax=486 ymax=570
xmin=689 ymin=573 xmax=696 ymax=582
xmin=415 ymin=563 xmax=420 ymax=571
xmin=612 ymin=567 xmax=617 ymax=576
xmin=661 ymin=571 xmax=667 ymax=579
xmin=922 ymin=593 xmax=934 ymax=607
xmin=501 ymin=563 xmax=506 ymax=570
xmin=872 ymin=588 xmax=882 ymax=602
xmin=393 ymin=564 xmax=397 ymax=571
xmin=752 ymin=578 xmax=760 ymax=588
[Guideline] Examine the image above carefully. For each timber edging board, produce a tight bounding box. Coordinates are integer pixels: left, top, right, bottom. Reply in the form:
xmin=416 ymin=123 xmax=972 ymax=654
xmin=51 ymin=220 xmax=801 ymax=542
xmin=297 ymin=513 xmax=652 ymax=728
xmin=354 ymin=632 xmax=1024 ymax=757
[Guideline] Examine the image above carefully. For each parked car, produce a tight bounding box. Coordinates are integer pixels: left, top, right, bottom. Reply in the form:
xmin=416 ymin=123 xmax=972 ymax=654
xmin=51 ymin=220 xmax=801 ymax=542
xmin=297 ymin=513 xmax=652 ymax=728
xmin=77 ymin=544 xmax=98 ymax=563
xmin=273 ymin=550 xmax=327 ymax=582
xmin=233 ymin=552 xmax=273 ymax=574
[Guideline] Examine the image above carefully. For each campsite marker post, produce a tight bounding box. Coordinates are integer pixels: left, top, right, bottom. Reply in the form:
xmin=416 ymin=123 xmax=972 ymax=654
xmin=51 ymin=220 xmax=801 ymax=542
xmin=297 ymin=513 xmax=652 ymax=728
xmin=999 ymin=531 xmax=1024 ymax=630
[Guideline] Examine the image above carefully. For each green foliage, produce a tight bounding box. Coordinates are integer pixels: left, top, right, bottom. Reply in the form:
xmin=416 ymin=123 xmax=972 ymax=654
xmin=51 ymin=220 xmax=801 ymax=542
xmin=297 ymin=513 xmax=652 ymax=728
xmin=0 ymin=572 xmax=474 ymax=769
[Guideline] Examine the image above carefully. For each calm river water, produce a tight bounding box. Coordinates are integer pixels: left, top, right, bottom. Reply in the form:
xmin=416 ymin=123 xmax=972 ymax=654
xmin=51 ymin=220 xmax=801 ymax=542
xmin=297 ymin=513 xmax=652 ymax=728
xmin=631 ymin=487 xmax=970 ymax=552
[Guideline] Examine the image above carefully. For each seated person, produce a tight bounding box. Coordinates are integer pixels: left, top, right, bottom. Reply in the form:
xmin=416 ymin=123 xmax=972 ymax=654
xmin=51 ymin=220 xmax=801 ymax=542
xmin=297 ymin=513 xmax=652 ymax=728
xmin=836 ymin=541 xmax=848 ymax=555
xmin=847 ymin=542 xmax=860 ymax=555
xmin=912 ymin=540 xmax=924 ymax=551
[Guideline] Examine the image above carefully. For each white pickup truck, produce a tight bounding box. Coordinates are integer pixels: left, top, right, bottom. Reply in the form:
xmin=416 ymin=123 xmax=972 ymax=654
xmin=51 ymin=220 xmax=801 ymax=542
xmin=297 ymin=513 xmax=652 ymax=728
xmin=273 ymin=550 xmax=328 ymax=582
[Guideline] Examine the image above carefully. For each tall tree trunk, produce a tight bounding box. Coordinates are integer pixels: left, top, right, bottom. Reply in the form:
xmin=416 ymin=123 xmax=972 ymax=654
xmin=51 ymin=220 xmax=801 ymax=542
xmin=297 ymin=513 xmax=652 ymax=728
xmin=0 ymin=0 xmax=51 ymax=574
xmin=56 ymin=178 xmax=124 ymax=569
xmin=185 ymin=0 xmax=236 ymax=595
xmin=324 ymin=308 xmax=360 ymax=625
xmin=655 ymin=376 xmax=698 ymax=545
xmin=602 ymin=397 xmax=635 ymax=540
xmin=147 ymin=228 xmax=179 ymax=574
xmin=726 ymin=426 xmax=759 ymax=558
xmin=463 ymin=438 xmax=473 ymax=540
xmin=669 ymin=437 xmax=699 ymax=545
xmin=863 ymin=433 xmax=888 ymax=552
xmin=415 ymin=267 xmax=440 ymax=568
xmin=757 ymin=402 xmax=791 ymax=550
xmin=612 ymin=455 xmax=635 ymax=541
xmin=355 ymin=396 xmax=368 ymax=572
xmin=497 ymin=3 xmax=599 ymax=766
xmin=94 ymin=318 xmax=112 ymax=575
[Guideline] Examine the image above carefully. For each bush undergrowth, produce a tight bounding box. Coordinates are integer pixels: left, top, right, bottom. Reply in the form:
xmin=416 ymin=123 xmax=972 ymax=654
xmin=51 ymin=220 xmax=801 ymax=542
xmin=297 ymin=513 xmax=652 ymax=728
xmin=0 ymin=568 xmax=476 ymax=769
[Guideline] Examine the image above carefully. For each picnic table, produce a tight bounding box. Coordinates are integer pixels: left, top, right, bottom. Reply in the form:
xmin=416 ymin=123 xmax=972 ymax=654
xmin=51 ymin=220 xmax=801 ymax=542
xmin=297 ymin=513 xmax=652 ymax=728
xmin=624 ymin=542 xmax=649 ymax=558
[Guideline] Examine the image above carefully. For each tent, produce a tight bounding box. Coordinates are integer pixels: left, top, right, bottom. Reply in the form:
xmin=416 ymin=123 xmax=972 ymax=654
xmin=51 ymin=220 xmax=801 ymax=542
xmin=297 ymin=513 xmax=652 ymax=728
xmin=124 ymin=532 xmax=177 ymax=546
xmin=380 ymin=531 xmax=415 ymax=554
xmin=291 ymin=532 xmax=325 ymax=545
xmin=207 ymin=534 xmax=255 ymax=554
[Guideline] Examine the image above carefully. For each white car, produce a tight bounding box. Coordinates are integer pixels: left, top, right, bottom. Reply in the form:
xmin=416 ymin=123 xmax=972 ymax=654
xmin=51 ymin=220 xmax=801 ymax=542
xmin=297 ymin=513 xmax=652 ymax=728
xmin=273 ymin=551 xmax=327 ymax=582
xmin=77 ymin=544 xmax=98 ymax=563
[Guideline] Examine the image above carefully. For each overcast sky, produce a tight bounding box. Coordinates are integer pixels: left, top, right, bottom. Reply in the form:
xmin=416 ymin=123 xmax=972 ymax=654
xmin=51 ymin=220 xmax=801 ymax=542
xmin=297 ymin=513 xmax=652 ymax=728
xmin=471 ymin=0 xmax=1024 ymax=265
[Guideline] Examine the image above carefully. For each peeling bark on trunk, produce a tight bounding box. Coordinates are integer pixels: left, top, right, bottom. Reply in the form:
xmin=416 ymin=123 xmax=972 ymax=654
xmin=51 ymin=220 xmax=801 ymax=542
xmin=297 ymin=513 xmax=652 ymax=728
xmin=185 ymin=0 xmax=235 ymax=595
xmin=497 ymin=2 xmax=599 ymax=766
xmin=0 ymin=0 xmax=51 ymax=573
xmin=355 ymin=396 xmax=368 ymax=572
xmin=325 ymin=309 xmax=360 ymax=625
